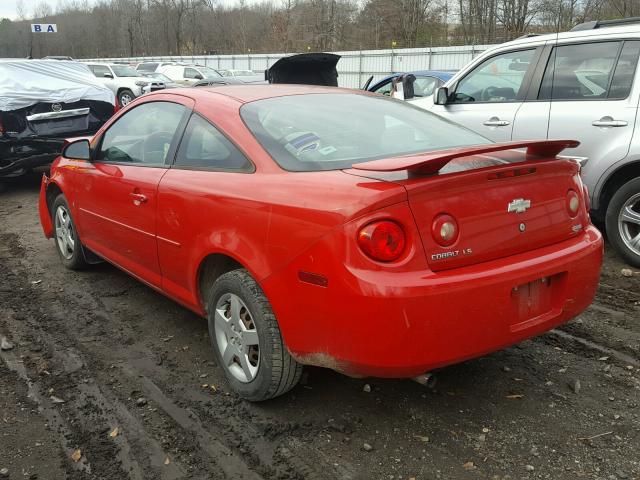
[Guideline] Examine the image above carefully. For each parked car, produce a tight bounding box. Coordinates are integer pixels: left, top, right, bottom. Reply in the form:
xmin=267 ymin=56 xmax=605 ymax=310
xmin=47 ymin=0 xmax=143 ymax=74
xmin=86 ymin=62 xmax=165 ymax=106
xmin=39 ymin=85 xmax=602 ymax=401
xmin=365 ymin=70 xmax=455 ymax=98
xmin=0 ymin=60 xmax=115 ymax=181
xmin=141 ymin=72 xmax=185 ymax=89
xmin=219 ymin=69 xmax=265 ymax=83
xmin=411 ymin=18 xmax=640 ymax=267
xmin=159 ymin=64 xmax=226 ymax=86
xmin=266 ymin=53 xmax=340 ymax=85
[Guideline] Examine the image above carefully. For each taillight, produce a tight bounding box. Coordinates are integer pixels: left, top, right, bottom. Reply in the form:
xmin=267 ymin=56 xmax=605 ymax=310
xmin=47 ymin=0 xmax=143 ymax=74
xmin=113 ymin=101 xmax=120 ymax=114
xmin=0 ymin=117 xmax=4 ymax=136
xmin=357 ymin=220 xmax=405 ymax=262
xmin=432 ymin=214 xmax=459 ymax=246
xmin=566 ymin=190 xmax=580 ymax=218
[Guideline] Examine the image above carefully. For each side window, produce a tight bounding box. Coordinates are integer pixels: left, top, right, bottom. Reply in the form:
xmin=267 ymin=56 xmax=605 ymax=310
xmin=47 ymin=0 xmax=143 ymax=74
xmin=185 ymin=68 xmax=200 ymax=79
xmin=413 ymin=76 xmax=439 ymax=97
xmin=98 ymin=102 xmax=186 ymax=166
xmin=174 ymin=114 xmax=252 ymax=171
xmin=91 ymin=65 xmax=111 ymax=78
xmin=372 ymin=80 xmax=393 ymax=96
xmin=538 ymin=42 xmax=622 ymax=101
xmin=609 ymin=41 xmax=640 ymax=99
xmin=453 ymin=49 xmax=536 ymax=103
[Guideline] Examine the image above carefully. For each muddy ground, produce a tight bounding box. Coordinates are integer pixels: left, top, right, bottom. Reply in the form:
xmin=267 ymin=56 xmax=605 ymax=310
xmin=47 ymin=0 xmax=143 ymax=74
xmin=0 ymin=173 xmax=639 ymax=480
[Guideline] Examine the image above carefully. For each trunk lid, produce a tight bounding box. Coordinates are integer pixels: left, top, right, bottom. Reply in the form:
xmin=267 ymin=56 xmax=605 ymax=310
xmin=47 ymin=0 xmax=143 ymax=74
xmin=1 ymin=100 xmax=113 ymax=139
xmin=346 ymin=142 xmax=589 ymax=271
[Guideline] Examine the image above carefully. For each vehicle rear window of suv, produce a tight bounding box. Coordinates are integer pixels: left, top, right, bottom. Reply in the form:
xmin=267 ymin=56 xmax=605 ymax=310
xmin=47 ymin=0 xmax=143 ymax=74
xmin=538 ymin=41 xmax=638 ymax=101
xmin=137 ymin=63 xmax=159 ymax=72
xmin=240 ymin=93 xmax=489 ymax=172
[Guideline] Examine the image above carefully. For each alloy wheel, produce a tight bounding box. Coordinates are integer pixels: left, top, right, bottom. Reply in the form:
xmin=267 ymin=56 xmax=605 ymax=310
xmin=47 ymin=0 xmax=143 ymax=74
xmin=618 ymin=192 xmax=640 ymax=256
xmin=54 ymin=205 xmax=75 ymax=260
xmin=120 ymin=93 xmax=133 ymax=105
xmin=214 ymin=293 xmax=260 ymax=383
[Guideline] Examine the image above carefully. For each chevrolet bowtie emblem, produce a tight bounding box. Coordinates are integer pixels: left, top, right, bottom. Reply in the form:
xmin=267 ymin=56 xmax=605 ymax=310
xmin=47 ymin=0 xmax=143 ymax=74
xmin=507 ymin=198 xmax=531 ymax=213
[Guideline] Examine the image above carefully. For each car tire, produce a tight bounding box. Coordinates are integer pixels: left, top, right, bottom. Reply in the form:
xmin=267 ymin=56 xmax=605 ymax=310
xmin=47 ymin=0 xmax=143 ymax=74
xmin=52 ymin=194 xmax=88 ymax=270
xmin=207 ymin=269 xmax=302 ymax=401
xmin=605 ymin=176 xmax=640 ymax=268
xmin=118 ymin=89 xmax=135 ymax=106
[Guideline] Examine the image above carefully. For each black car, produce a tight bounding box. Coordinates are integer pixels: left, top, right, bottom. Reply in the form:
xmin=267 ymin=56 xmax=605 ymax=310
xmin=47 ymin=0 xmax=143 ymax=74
xmin=0 ymin=60 xmax=115 ymax=180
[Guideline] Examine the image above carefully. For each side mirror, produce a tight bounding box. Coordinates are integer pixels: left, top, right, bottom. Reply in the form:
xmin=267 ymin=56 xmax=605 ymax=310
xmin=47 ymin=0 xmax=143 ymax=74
xmin=62 ymin=139 xmax=91 ymax=161
xmin=434 ymin=86 xmax=449 ymax=105
xmin=103 ymin=73 xmax=114 ymax=78
xmin=194 ymin=74 xmax=204 ymax=80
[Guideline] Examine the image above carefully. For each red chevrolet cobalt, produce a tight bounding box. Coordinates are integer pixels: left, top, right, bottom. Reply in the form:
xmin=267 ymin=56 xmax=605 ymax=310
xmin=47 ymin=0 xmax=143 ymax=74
xmin=39 ymin=86 xmax=603 ymax=401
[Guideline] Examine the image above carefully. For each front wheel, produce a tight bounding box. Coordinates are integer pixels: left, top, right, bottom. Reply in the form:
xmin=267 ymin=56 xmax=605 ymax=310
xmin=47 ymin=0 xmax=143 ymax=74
xmin=118 ymin=89 xmax=135 ymax=106
xmin=605 ymin=177 xmax=640 ymax=268
xmin=207 ymin=269 xmax=302 ymax=401
xmin=52 ymin=194 xmax=88 ymax=270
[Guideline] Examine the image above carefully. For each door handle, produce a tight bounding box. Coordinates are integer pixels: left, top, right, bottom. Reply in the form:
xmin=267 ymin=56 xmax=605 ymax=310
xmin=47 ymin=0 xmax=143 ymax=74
xmin=129 ymin=192 xmax=148 ymax=204
xmin=483 ymin=117 xmax=510 ymax=127
xmin=592 ymin=117 xmax=627 ymax=127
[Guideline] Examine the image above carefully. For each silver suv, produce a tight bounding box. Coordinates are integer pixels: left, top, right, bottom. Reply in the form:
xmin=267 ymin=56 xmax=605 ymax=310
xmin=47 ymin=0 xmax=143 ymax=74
xmin=413 ymin=18 xmax=640 ymax=267
xmin=86 ymin=63 xmax=166 ymax=106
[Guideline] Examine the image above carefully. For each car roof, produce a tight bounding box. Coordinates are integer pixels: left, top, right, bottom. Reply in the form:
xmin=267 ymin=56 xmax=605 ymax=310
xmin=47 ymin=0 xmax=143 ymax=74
xmin=492 ymin=22 xmax=640 ymax=50
xmin=147 ymin=84 xmax=360 ymax=104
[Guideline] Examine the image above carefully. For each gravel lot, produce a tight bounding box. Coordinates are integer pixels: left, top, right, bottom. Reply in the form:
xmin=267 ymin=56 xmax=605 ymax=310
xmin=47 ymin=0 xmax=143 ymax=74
xmin=0 ymin=174 xmax=639 ymax=480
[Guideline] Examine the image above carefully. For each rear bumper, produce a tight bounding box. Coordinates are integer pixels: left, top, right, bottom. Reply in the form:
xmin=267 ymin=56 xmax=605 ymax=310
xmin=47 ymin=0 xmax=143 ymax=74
xmin=262 ymin=225 xmax=603 ymax=378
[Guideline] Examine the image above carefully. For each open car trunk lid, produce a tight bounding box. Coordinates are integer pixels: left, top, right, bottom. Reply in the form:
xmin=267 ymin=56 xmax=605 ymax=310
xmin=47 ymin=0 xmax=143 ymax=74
xmin=347 ymin=140 xmax=589 ymax=272
xmin=266 ymin=53 xmax=340 ymax=86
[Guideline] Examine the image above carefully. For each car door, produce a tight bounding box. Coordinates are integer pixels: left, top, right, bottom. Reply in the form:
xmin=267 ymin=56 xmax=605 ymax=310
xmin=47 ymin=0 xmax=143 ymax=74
xmin=184 ymin=67 xmax=202 ymax=86
xmin=430 ymin=48 xmax=542 ymax=142
xmin=90 ymin=64 xmax=116 ymax=91
xmin=156 ymin=112 xmax=254 ymax=307
xmin=76 ymin=98 xmax=192 ymax=287
xmin=542 ymin=40 xmax=640 ymax=192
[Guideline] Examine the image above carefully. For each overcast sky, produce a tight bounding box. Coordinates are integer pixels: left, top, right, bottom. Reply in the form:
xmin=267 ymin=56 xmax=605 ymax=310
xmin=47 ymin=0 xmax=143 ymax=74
xmin=0 ymin=0 xmax=51 ymax=20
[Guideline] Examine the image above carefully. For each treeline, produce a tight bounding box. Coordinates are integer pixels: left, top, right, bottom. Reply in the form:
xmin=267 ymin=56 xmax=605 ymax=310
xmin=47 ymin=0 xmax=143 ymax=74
xmin=0 ymin=0 xmax=637 ymax=58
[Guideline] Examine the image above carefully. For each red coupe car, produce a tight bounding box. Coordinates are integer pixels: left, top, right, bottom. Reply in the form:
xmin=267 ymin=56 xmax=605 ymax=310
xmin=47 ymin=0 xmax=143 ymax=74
xmin=39 ymin=85 xmax=603 ymax=401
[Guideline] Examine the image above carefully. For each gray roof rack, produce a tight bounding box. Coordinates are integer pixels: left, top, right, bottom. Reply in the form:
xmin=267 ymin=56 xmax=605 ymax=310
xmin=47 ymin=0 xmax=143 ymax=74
xmin=515 ymin=33 xmax=540 ymax=40
xmin=571 ymin=17 xmax=640 ymax=31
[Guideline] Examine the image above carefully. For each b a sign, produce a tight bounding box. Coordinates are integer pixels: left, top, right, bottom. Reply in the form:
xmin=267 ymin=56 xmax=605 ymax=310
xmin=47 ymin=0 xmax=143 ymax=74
xmin=31 ymin=24 xmax=58 ymax=33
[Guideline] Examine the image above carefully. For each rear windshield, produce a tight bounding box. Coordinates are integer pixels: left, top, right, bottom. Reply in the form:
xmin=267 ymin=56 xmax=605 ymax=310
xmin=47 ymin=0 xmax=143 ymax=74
xmin=137 ymin=63 xmax=158 ymax=72
xmin=240 ymin=93 xmax=490 ymax=171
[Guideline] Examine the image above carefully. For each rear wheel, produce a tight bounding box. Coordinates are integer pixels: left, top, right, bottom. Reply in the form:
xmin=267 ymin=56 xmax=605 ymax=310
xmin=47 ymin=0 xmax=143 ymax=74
xmin=605 ymin=177 xmax=640 ymax=268
xmin=207 ymin=269 xmax=302 ymax=401
xmin=52 ymin=194 xmax=88 ymax=270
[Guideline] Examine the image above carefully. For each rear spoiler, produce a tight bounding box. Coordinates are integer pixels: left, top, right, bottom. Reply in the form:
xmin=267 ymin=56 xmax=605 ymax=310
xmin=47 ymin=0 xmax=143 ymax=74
xmin=351 ymin=140 xmax=579 ymax=175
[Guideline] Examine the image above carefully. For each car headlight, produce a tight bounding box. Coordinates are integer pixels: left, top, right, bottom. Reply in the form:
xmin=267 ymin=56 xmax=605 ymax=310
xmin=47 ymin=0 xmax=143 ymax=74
xmin=135 ymin=81 xmax=149 ymax=87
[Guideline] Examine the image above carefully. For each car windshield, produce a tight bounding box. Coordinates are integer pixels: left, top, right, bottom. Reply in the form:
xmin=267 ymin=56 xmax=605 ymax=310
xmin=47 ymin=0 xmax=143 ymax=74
xmin=112 ymin=65 xmax=140 ymax=77
xmin=241 ymin=93 xmax=490 ymax=172
xmin=218 ymin=70 xmax=232 ymax=77
xmin=148 ymin=72 xmax=171 ymax=82
xmin=199 ymin=67 xmax=221 ymax=78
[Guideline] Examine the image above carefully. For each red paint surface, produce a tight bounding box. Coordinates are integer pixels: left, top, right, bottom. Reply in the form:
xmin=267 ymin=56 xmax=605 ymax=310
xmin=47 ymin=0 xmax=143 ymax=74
xmin=39 ymin=86 xmax=603 ymax=378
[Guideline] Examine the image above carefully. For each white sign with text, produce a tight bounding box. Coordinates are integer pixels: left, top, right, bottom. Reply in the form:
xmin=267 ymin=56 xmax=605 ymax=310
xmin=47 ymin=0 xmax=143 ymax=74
xmin=31 ymin=24 xmax=58 ymax=33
